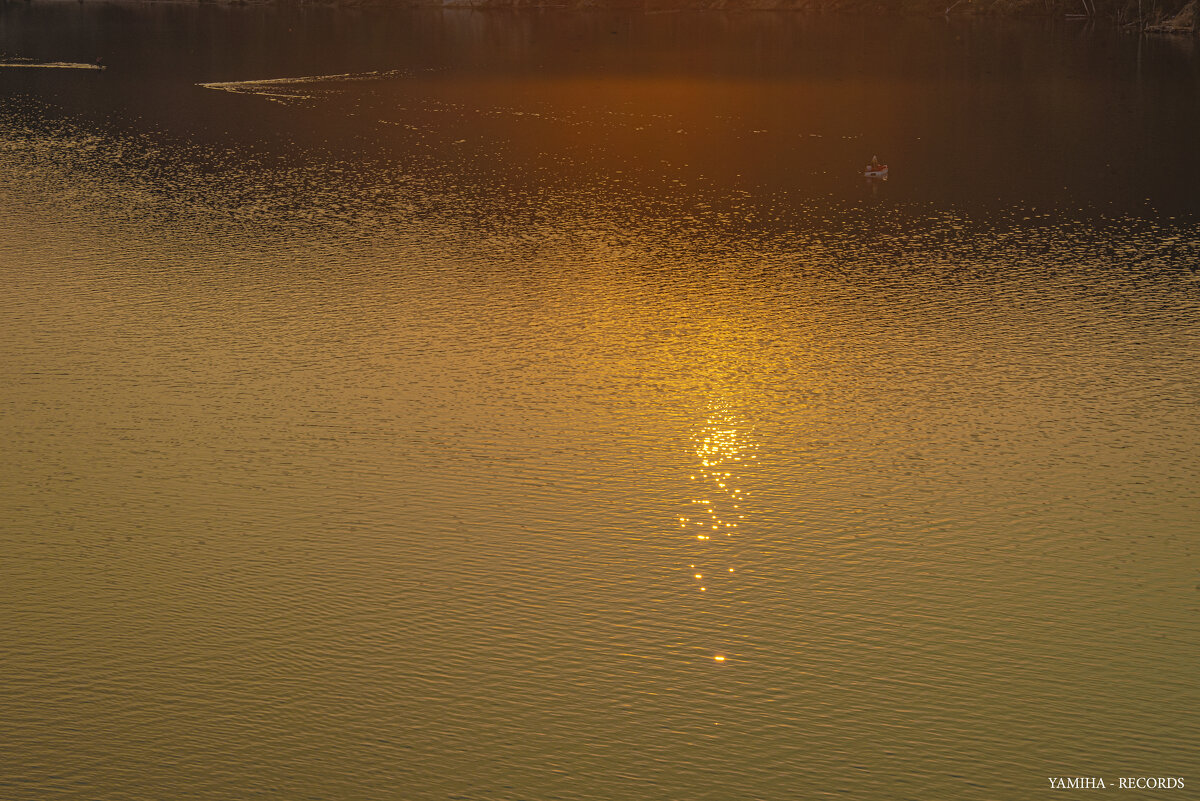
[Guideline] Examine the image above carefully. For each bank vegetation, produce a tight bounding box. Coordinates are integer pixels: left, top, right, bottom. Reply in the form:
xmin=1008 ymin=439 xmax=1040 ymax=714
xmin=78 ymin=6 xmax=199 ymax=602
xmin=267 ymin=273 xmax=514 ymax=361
xmin=329 ymin=0 xmax=1199 ymax=35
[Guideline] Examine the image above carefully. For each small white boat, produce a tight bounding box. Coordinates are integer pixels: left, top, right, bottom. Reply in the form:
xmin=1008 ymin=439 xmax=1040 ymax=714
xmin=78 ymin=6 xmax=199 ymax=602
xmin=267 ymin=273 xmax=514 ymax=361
xmin=864 ymin=164 xmax=889 ymax=179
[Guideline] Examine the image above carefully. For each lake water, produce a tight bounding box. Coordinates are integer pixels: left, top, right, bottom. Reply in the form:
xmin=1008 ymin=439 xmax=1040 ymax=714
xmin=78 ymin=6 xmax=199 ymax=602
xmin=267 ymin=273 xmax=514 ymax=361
xmin=1 ymin=5 xmax=1198 ymax=800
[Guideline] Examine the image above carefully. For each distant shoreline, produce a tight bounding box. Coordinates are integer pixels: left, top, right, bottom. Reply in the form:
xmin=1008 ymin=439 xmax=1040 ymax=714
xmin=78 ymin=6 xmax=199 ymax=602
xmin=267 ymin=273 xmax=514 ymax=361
xmin=4 ymin=0 xmax=1197 ymax=35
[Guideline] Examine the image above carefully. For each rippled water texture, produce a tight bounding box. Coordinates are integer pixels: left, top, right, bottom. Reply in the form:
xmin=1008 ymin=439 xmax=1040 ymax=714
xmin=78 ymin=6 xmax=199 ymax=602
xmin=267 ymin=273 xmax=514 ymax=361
xmin=2 ymin=7 xmax=1198 ymax=800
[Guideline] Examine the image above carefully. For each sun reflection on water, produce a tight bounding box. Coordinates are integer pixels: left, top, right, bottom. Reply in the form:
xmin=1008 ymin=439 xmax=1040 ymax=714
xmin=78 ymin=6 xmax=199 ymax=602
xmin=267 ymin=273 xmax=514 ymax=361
xmin=679 ymin=403 xmax=760 ymax=663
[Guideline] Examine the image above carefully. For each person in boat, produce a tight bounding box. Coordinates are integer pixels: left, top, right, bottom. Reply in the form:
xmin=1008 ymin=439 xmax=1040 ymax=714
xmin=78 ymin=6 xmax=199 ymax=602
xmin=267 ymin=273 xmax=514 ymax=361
xmin=869 ymin=155 xmax=882 ymax=172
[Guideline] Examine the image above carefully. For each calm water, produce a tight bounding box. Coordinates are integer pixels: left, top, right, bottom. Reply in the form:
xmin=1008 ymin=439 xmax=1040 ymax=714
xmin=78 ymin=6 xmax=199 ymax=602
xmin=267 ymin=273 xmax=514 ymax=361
xmin=2 ymin=6 xmax=1199 ymax=800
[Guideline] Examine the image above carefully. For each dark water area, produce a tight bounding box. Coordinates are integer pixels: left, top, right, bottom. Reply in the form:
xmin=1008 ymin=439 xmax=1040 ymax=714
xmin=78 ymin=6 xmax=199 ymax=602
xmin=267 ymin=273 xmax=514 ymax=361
xmin=2 ymin=5 xmax=1199 ymax=801
xmin=2 ymin=5 xmax=1200 ymax=216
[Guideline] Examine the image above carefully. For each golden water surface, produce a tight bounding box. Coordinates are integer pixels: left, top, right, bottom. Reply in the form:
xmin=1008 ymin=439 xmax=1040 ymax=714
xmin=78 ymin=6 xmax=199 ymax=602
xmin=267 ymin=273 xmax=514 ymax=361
xmin=1 ymin=8 xmax=1198 ymax=800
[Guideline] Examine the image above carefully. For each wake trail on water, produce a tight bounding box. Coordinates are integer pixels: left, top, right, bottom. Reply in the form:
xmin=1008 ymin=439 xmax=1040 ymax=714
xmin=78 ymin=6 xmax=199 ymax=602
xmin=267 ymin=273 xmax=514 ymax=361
xmin=198 ymin=70 xmax=408 ymax=101
xmin=0 ymin=61 xmax=104 ymax=71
